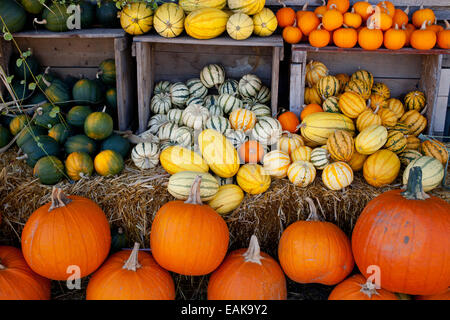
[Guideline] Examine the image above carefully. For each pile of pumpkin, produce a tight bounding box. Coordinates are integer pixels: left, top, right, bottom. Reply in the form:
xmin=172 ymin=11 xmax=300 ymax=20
xmin=0 ymin=0 xmax=121 ymax=33
xmin=277 ymin=0 xmax=450 ymax=50
xmin=0 ymin=53 xmax=131 ymax=185
xmin=118 ymin=0 xmax=278 ymax=40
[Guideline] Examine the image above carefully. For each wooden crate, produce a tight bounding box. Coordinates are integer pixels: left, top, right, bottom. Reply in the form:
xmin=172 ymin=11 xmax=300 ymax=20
xmin=11 ymin=29 xmax=135 ymax=131
xmin=289 ymin=45 xmax=450 ymax=135
xmin=133 ymin=35 xmax=284 ymax=134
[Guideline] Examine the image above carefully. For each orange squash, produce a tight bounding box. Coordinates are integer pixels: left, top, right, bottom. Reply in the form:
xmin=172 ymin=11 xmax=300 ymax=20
xmin=392 ymin=7 xmax=409 ymax=28
xmin=358 ymin=21 xmax=383 ymax=50
xmin=308 ymin=23 xmax=331 ymax=48
xmin=314 ymin=1 xmax=328 ymax=17
xmin=298 ymin=11 xmax=320 ymax=36
xmin=300 ymin=103 xmax=323 ymax=121
xmin=403 ymin=23 xmax=416 ymax=46
xmin=384 ymin=24 xmax=406 ymax=50
xmin=322 ymin=5 xmax=344 ymax=31
xmin=329 ymin=274 xmax=399 ymax=300
xmin=410 ymin=21 xmax=437 ymax=50
xmin=367 ymin=10 xmax=393 ymax=31
xmin=437 ymin=20 xmax=450 ymax=49
xmin=415 ymin=289 xmax=450 ymax=300
xmin=327 ymin=0 xmax=349 ymax=14
xmin=276 ymin=6 xmax=296 ymax=28
xmin=238 ymin=140 xmax=265 ymax=163
xmin=377 ymin=1 xmax=395 ymax=18
xmin=282 ymin=26 xmax=302 ymax=44
xmin=353 ymin=1 xmax=374 ymax=21
xmin=333 ymin=27 xmax=358 ymax=48
xmin=343 ymin=8 xmax=362 ymax=29
xmin=412 ymin=5 xmax=435 ymax=28
xmin=296 ymin=2 xmax=309 ymax=23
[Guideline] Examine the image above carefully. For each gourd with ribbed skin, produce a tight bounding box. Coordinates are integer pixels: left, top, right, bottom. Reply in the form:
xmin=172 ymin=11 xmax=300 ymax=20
xmin=386 ymin=98 xmax=405 ymax=119
xmin=170 ymin=82 xmax=190 ymax=106
xmin=398 ymin=149 xmax=423 ymax=166
xmin=229 ymin=108 xmax=256 ymax=132
xmin=131 ymin=142 xmax=160 ymax=169
xmin=322 ymin=96 xmax=340 ymax=113
xmin=348 ymin=151 xmax=367 ymax=172
xmin=399 ymin=110 xmax=427 ymax=136
xmin=227 ymin=13 xmax=254 ymax=40
xmin=94 ymin=150 xmax=124 ymax=176
xmin=151 ymin=93 xmax=172 ymax=114
xmin=160 ymin=145 xmax=209 ymax=174
xmin=251 ymin=104 xmax=271 ymax=118
xmin=219 ymin=79 xmax=239 ymax=96
xmin=9 ymin=114 xmax=29 ymax=136
xmin=218 ymin=94 xmax=243 ymax=114
xmin=306 ymin=61 xmax=329 ymax=88
xmin=355 ymin=125 xmax=388 ymax=155
xmin=84 ymin=111 xmax=113 ymax=141
xmin=304 ymin=86 xmax=323 ymax=105
xmin=154 ymin=3 xmax=185 ymax=38
xmin=179 ymin=0 xmax=226 ymax=13
xmin=175 ymin=126 xmax=194 ymax=148
xmin=310 ymin=147 xmax=331 ymax=170
xmin=262 ymin=150 xmax=291 ymax=179
xmin=405 ymin=135 xmax=421 ymax=150
xmin=277 ymin=133 xmax=304 ymax=155
xmin=40 ymin=3 xmax=71 ymax=32
xmin=253 ymin=8 xmax=278 ymax=37
xmin=420 ymin=139 xmax=448 ymax=165
xmin=345 ymin=79 xmax=371 ymax=100
xmin=338 ymin=92 xmax=366 ymax=119
xmin=33 ymin=156 xmax=65 ymax=185
xmin=228 ymin=0 xmax=265 ymax=15
xmin=239 ymin=74 xmax=262 ymax=99
xmin=369 ymin=94 xmax=387 ymax=111
xmin=255 ymin=86 xmax=271 ymax=104
xmin=147 ymin=114 xmax=168 ymax=135
xmin=186 ymin=78 xmax=208 ymax=98
xmin=225 ymin=129 xmax=248 ymax=148
xmin=208 ymin=104 xmax=224 ymax=117
xmin=205 ymin=116 xmax=230 ymax=134
xmin=372 ymin=82 xmax=390 ymax=99
xmin=236 ymin=164 xmax=271 ymax=194
xmin=67 ymin=106 xmax=93 ymax=128
xmin=363 ymin=149 xmax=400 ymax=187
xmin=0 ymin=0 xmax=27 ymax=33
xmin=166 ymin=109 xmax=183 ymax=126
xmin=291 ymin=146 xmax=312 ymax=162
xmin=0 ymin=125 xmax=11 ymax=148
xmin=168 ymin=171 xmax=219 ymax=201
xmin=403 ymin=156 xmax=444 ymax=192
xmin=186 ymin=96 xmax=204 ymax=107
xmin=207 ymin=184 xmax=244 ymax=214
xmin=384 ymin=130 xmax=407 ymax=154
xmin=72 ymin=79 xmax=103 ymax=105
xmin=97 ymin=59 xmax=116 ymax=85
xmin=322 ymin=162 xmax=354 ymax=190
xmin=299 ymin=112 xmax=355 ymax=145
xmin=404 ymin=91 xmax=426 ymax=111
xmin=390 ymin=122 xmax=410 ymax=135
xmin=328 ymin=274 xmax=399 ymax=300
xmin=251 ymin=117 xmax=283 ymax=145
xmin=64 ymin=134 xmax=97 ymax=156
xmin=182 ymin=104 xmax=210 ymax=130
xmin=21 ymin=135 xmax=61 ymax=167
xmin=200 ymin=64 xmax=225 ymax=88
xmin=327 ymin=130 xmax=354 ymax=162
xmin=198 ymin=129 xmax=240 ymax=178
xmin=379 ymin=108 xmax=398 ymax=128
xmin=185 ymin=8 xmax=229 ymax=39
xmin=350 ymin=69 xmax=374 ymax=90
xmin=154 ymin=81 xmax=171 ymax=95
xmin=356 ymin=107 xmax=382 ymax=132
xmin=65 ymin=151 xmax=94 ymax=181
xmin=15 ymin=125 xmax=46 ymax=149
xmin=120 ymin=2 xmax=153 ymax=35
xmin=287 ymin=161 xmax=316 ymax=187
xmin=316 ymin=75 xmax=340 ymax=100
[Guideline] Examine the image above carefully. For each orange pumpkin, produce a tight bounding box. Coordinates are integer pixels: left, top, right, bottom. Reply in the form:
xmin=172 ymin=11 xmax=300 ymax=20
xmin=299 ymin=11 xmax=320 ymax=36
xmin=296 ymin=2 xmax=310 ymax=22
xmin=322 ymin=5 xmax=344 ymax=31
xmin=437 ymin=20 xmax=450 ymax=49
xmin=384 ymin=24 xmax=406 ymax=50
xmin=333 ymin=27 xmax=358 ymax=48
xmin=314 ymin=1 xmax=328 ymax=17
xmin=238 ymin=140 xmax=265 ymax=163
xmin=278 ymin=110 xmax=300 ymax=133
xmin=327 ymin=0 xmax=349 ymax=14
xmin=21 ymin=188 xmax=111 ymax=280
xmin=343 ymin=8 xmax=362 ymax=29
xmin=329 ymin=274 xmax=399 ymax=300
xmin=0 ymin=246 xmax=51 ymax=300
xmin=278 ymin=198 xmax=354 ymax=285
xmin=392 ymin=7 xmax=409 ymax=27
xmin=353 ymin=1 xmax=374 ymax=21
xmin=415 ymin=289 xmax=450 ymax=300
xmin=208 ymin=235 xmax=287 ymax=300
xmin=86 ymin=243 xmax=175 ymax=300
xmin=308 ymin=24 xmax=331 ymax=48
xmin=300 ymin=103 xmax=323 ymax=121
xmin=276 ymin=6 xmax=296 ymax=28
xmin=150 ymin=175 xmax=229 ymax=276
xmin=367 ymin=10 xmax=393 ymax=31
xmin=282 ymin=26 xmax=302 ymax=44
xmin=403 ymin=23 xmax=416 ymax=46
xmin=410 ymin=21 xmax=437 ymax=50
xmin=427 ymin=23 xmax=444 ymax=34
xmin=412 ymin=5 xmax=435 ymax=28
xmin=358 ymin=22 xmax=383 ymax=50
xmin=377 ymin=1 xmax=395 ymax=18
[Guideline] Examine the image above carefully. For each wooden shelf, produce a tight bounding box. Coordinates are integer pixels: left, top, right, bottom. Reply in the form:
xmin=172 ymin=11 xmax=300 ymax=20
xmin=292 ymin=44 xmax=450 ymax=55
xmin=12 ymin=28 xmax=126 ymax=39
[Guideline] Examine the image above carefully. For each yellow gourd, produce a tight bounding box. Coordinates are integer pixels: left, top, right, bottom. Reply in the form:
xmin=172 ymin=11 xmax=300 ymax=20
xmin=252 ymin=8 xmax=278 ymax=37
xmin=119 ymin=2 xmax=154 ymax=35
xmin=227 ymin=13 xmax=254 ymax=40
xmin=236 ymin=164 xmax=271 ymax=194
xmin=184 ymin=8 xmax=229 ymax=39
xmin=160 ymin=146 xmax=209 ymax=174
xmin=153 ymin=3 xmax=185 ymax=38
xmin=207 ymin=184 xmax=244 ymax=215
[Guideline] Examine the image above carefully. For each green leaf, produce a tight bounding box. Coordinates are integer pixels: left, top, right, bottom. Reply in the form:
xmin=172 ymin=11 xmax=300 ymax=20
xmin=49 ymin=106 xmax=60 ymax=118
xmin=28 ymin=82 xmax=37 ymax=91
xmin=20 ymin=80 xmax=26 ymax=85
xmin=6 ymin=75 xmax=14 ymax=84
xmin=3 ymin=33 xmax=12 ymax=41
xmin=16 ymin=59 xmax=23 ymax=68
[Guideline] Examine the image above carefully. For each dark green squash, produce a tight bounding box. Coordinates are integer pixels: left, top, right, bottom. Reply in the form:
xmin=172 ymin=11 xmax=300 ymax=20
xmin=100 ymin=134 xmax=130 ymax=158
xmin=96 ymin=1 xmax=119 ymax=27
xmin=20 ymin=0 xmax=44 ymax=15
xmin=110 ymin=226 xmax=128 ymax=253
xmin=0 ymin=115 xmax=13 ymax=128
xmin=97 ymin=59 xmax=116 ymax=85
xmin=84 ymin=111 xmax=113 ymax=140
xmin=33 ymin=155 xmax=65 ymax=185
xmin=72 ymin=79 xmax=103 ymax=105
xmin=7 ymin=81 xmax=32 ymax=103
xmin=28 ymin=92 xmax=47 ymax=105
xmin=40 ymin=3 xmax=71 ymax=32
xmin=0 ymin=125 xmax=12 ymax=148
xmin=12 ymin=54 xmax=41 ymax=81
xmin=64 ymin=134 xmax=97 ymax=156
xmin=16 ymin=124 xmax=46 ymax=148
xmin=48 ymin=123 xmax=72 ymax=144
xmin=44 ymin=79 xmax=71 ymax=104
xmin=80 ymin=1 xmax=95 ymax=29
xmin=36 ymin=71 xmax=55 ymax=90
xmin=9 ymin=114 xmax=30 ymax=136
xmin=34 ymin=103 xmax=60 ymax=129
xmin=105 ymin=87 xmax=117 ymax=110
xmin=21 ymin=135 xmax=61 ymax=167
xmin=66 ymin=105 xmax=93 ymax=127
xmin=0 ymin=0 xmax=27 ymax=33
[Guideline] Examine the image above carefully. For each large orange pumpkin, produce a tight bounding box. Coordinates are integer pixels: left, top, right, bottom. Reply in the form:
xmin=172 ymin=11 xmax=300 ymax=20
xmin=278 ymin=110 xmax=300 ymax=133
xmin=328 ymin=274 xmax=399 ymax=300
xmin=412 ymin=5 xmax=435 ymax=28
xmin=352 ymin=167 xmax=450 ymax=295
xmin=278 ymin=198 xmax=354 ymax=285
xmin=322 ymin=5 xmax=344 ymax=31
xmin=415 ymin=288 xmax=450 ymax=300
xmin=333 ymin=27 xmax=358 ymax=48
xmin=0 ymin=246 xmax=51 ymax=300
xmin=86 ymin=243 xmax=175 ymax=300
xmin=392 ymin=7 xmax=409 ymax=27
xmin=208 ymin=235 xmax=287 ymax=300
xmin=150 ymin=175 xmax=229 ymax=276
xmin=298 ymin=11 xmax=320 ymax=36
xmin=21 ymin=188 xmax=111 ymax=280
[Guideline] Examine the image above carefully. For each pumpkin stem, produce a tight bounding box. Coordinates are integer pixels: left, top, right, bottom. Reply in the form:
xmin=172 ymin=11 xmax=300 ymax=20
xmin=404 ymin=6 xmax=409 ymax=15
xmin=96 ymin=70 xmax=103 ymax=79
xmin=420 ymin=104 xmax=428 ymax=115
xmin=303 ymin=2 xmax=308 ymax=11
xmin=329 ymin=3 xmax=337 ymax=10
xmin=445 ymin=20 xmax=450 ymax=30
xmin=16 ymin=154 xmax=28 ymax=161
xmin=373 ymin=104 xmax=380 ymax=114
xmin=360 ymin=278 xmax=380 ymax=299
xmin=122 ymin=242 xmax=142 ymax=271
xmin=184 ymin=175 xmax=203 ymax=205
xmin=0 ymin=259 xmax=5 ymax=270
xmin=420 ymin=21 xmax=428 ymax=30
xmin=401 ymin=166 xmax=430 ymax=200
xmin=305 ymin=197 xmax=322 ymax=221
xmin=42 ymin=76 xmax=51 ymax=88
xmin=33 ymin=18 xmax=47 ymax=25
xmin=49 ymin=187 xmax=72 ymax=212
xmin=243 ymin=235 xmax=263 ymax=265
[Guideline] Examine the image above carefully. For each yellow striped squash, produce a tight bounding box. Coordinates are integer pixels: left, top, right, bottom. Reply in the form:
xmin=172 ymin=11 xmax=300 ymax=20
xmin=179 ymin=0 xmax=226 ymax=13
xmin=384 ymin=130 xmax=407 ymax=154
xmin=316 ymin=75 xmax=340 ymax=100
xmin=356 ymin=107 xmax=382 ymax=132
xmin=236 ymin=164 xmax=271 ymax=194
xmin=389 ymin=122 xmax=409 ymax=135
xmin=160 ymin=145 xmax=209 ymax=174
xmin=153 ymin=3 xmax=185 ymax=38
xmin=277 ymin=132 xmax=304 ymax=155
xmin=184 ymin=8 xmax=229 ymax=39
xmin=326 ymin=130 xmax=354 ymax=162
xmin=229 ymin=108 xmax=257 ymax=132
xmin=227 ymin=0 xmax=265 ymax=16
xmin=226 ymin=13 xmax=254 ymax=40
xmin=350 ymin=69 xmax=374 ymax=89
xmin=262 ymin=150 xmax=291 ymax=178
xmin=291 ymin=145 xmax=312 ymax=162
xmin=371 ymin=82 xmax=390 ymax=99
xmin=355 ymin=125 xmax=388 ymax=155
xmin=310 ymin=147 xmax=331 ymax=170
xmin=378 ymin=107 xmax=398 ymax=128
xmin=304 ymin=86 xmax=323 ymax=105
xmin=386 ymin=98 xmax=405 ymax=119
xmin=399 ymin=110 xmax=427 ymax=136
xmin=403 ymin=156 xmax=444 ymax=192
xmin=404 ymin=90 xmax=426 ymax=111
xmin=198 ymin=129 xmax=240 ymax=178
xmin=207 ymin=184 xmax=244 ymax=214
xmin=420 ymin=139 xmax=449 ymax=165
xmin=168 ymin=171 xmax=219 ymax=201
xmin=305 ymin=60 xmax=328 ymax=88
xmin=287 ymin=161 xmax=316 ymax=187
xmin=119 ymin=2 xmax=153 ymax=35
xmin=398 ymin=149 xmax=423 ymax=166
xmin=363 ymin=149 xmax=400 ymax=187
xmin=322 ymin=96 xmax=341 ymax=113
xmin=345 ymin=79 xmax=371 ymax=100
xmin=338 ymin=92 xmax=366 ymax=119
xmin=252 ymin=8 xmax=277 ymax=37
xmin=299 ymin=112 xmax=355 ymax=145
xmin=369 ymin=93 xmax=387 ymax=111
xmin=335 ymin=73 xmax=350 ymax=92
xmin=405 ymin=135 xmax=421 ymax=150
xmin=348 ymin=151 xmax=367 ymax=171
xmin=322 ymin=162 xmax=354 ymax=190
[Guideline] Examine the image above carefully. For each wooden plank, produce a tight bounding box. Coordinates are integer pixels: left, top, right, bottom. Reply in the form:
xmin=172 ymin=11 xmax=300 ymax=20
xmin=289 ymin=50 xmax=307 ymax=116
xmin=136 ymin=42 xmax=153 ymax=134
xmin=372 ymin=78 xmax=420 ymax=97
xmin=44 ymin=67 xmax=98 ymax=79
xmin=438 ymin=69 xmax=450 ymax=96
xmin=433 ymin=96 xmax=449 ymax=134
xmin=115 ymin=37 xmax=134 ymax=131
xmin=153 ymin=43 xmax=273 ymax=56
xmin=271 ymin=47 xmax=281 ymax=116
xmin=12 ymin=28 xmax=126 ymax=39
xmin=419 ymin=55 xmax=442 ymax=135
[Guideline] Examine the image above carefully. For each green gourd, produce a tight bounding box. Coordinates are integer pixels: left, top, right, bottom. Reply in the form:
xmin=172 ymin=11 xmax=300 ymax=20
xmin=33 ymin=156 xmax=65 ymax=185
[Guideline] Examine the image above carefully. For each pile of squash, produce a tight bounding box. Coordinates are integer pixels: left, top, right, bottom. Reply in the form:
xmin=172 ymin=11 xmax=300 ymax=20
xmin=1 ymin=52 xmax=130 ymax=185
xmin=277 ymin=0 xmax=450 ymax=50
xmin=119 ymin=0 xmax=278 ymax=40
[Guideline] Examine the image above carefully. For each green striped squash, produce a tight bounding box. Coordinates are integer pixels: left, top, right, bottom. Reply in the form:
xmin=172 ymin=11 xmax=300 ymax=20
xmin=167 ymin=108 xmax=184 ymax=125
xmin=239 ymin=74 xmax=262 ymax=99
xmin=398 ymin=149 xmax=423 ymax=166
xmin=255 ymin=85 xmax=271 ymax=104
xmin=170 ymin=82 xmax=190 ymax=106
xmin=33 ymin=156 xmax=65 ymax=185
xmin=0 ymin=125 xmax=11 ymax=148
xmin=242 ymin=97 xmax=258 ymax=110
xmin=151 ymin=93 xmax=172 ymax=114
xmin=97 ymin=59 xmax=116 ymax=85
xmin=350 ymin=69 xmax=374 ymax=90
xmin=219 ymin=79 xmax=239 ymax=96
xmin=131 ymin=142 xmax=160 ymax=169
xmin=317 ymin=75 xmax=340 ymax=100
xmin=251 ymin=116 xmax=282 ymax=145
xmin=168 ymin=171 xmax=219 ymax=201
xmin=251 ymin=104 xmax=271 ymax=118
xmin=44 ymin=80 xmax=71 ymax=104
xmin=186 ymin=78 xmax=208 ymax=98
xmin=403 ymin=156 xmax=444 ymax=192
xmin=224 ymin=129 xmax=248 ymax=148
xmin=48 ymin=123 xmax=71 ymax=144
xmin=186 ymin=96 xmax=204 ymax=107
xmin=0 ymin=0 xmax=27 ymax=33
xmin=404 ymin=91 xmax=426 ymax=111
xmin=218 ymin=94 xmax=243 ymax=114
xmin=16 ymin=125 xmax=46 ymax=148
xmin=175 ymin=126 xmax=194 ymax=148
xmin=384 ymin=130 xmax=407 ymax=154
xmin=64 ymin=135 xmax=97 ymax=156
xmin=154 ymin=81 xmax=171 ymax=95
xmin=389 ymin=122 xmax=409 ymax=135
xmin=204 ymin=95 xmax=220 ymax=108
xmin=208 ymin=104 xmax=224 ymax=117
xmin=322 ymin=96 xmax=340 ymax=113
xmin=310 ymin=147 xmax=331 ymax=170
xmin=147 ymin=114 xmax=168 ymax=134
xmin=158 ymin=122 xmax=179 ymax=141
xmin=200 ymin=64 xmax=225 ymax=88
xmin=21 ymin=135 xmax=61 ymax=167
xmin=205 ymin=115 xmax=231 ymax=134
xmin=182 ymin=104 xmax=210 ymax=130
xmin=345 ymin=79 xmax=371 ymax=100
xmin=41 ymin=3 xmax=71 ymax=32
xmin=84 ymin=111 xmax=113 ymax=140
xmin=100 ymin=134 xmax=130 ymax=158
xmin=67 ymin=106 xmax=93 ymax=127
xmin=160 ymin=139 xmax=179 ymax=151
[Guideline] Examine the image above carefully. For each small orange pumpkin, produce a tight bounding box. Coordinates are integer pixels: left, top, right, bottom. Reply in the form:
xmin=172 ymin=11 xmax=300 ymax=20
xmin=296 ymin=2 xmax=310 ymax=22
xmin=412 ymin=5 xmax=435 ymax=28
xmin=314 ymin=1 xmax=328 ymax=17
xmin=308 ymin=23 xmax=331 ymax=48
xmin=282 ymin=26 xmax=302 ymax=44
xmin=238 ymin=140 xmax=265 ymax=163
xmin=358 ymin=21 xmax=384 ymax=50
xmin=300 ymin=103 xmax=323 ymax=121
xmin=353 ymin=1 xmax=374 ymax=21
xmin=333 ymin=26 xmax=358 ymax=48
xmin=403 ymin=23 xmax=416 ymax=46
xmin=392 ymin=7 xmax=409 ymax=27
xmin=410 ymin=21 xmax=437 ymax=50
xmin=437 ymin=20 xmax=450 ymax=49
xmin=278 ymin=110 xmax=300 ymax=133
xmin=299 ymin=11 xmax=320 ymax=36
xmin=367 ymin=9 xmax=393 ymax=31
xmin=276 ymin=6 xmax=296 ymax=28
xmin=426 ymin=22 xmax=444 ymax=34
xmin=322 ymin=5 xmax=344 ymax=31
xmin=343 ymin=8 xmax=362 ymax=29
xmin=377 ymin=1 xmax=395 ymax=18
xmin=326 ymin=0 xmax=350 ymax=14
xmin=384 ymin=24 xmax=406 ymax=50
